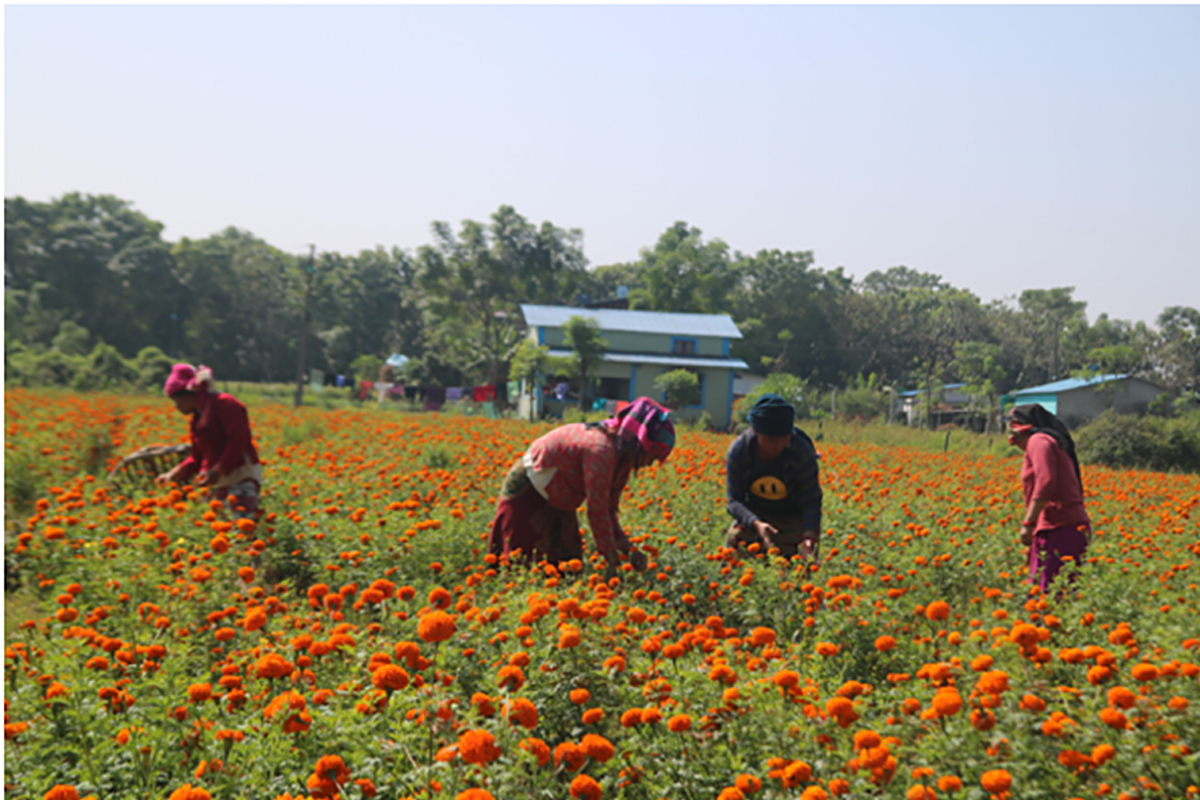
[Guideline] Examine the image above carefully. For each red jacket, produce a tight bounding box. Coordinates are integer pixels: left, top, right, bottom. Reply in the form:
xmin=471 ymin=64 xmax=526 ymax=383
xmin=176 ymin=392 xmax=260 ymax=483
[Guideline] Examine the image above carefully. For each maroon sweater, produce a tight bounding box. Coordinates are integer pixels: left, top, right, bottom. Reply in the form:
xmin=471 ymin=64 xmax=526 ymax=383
xmin=175 ymin=392 xmax=260 ymax=483
xmin=1021 ymin=432 xmax=1089 ymax=533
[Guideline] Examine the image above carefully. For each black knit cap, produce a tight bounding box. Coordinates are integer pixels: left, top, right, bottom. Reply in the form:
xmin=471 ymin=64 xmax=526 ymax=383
xmin=748 ymin=393 xmax=795 ymax=436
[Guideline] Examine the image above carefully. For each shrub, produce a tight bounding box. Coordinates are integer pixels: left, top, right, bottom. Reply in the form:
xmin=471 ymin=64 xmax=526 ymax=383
xmin=133 ymin=346 xmax=176 ymax=390
xmin=654 ymin=369 xmax=701 ymax=408
xmin=350 ymin=354 xmax=384 ymax=384
xmin=733 ymin=373 xmax=811 ymax=425
xmin=72 ymin=342 xmax=138 ymax=391
xmin=1075 ymin=409 xmax=1200 ymax=473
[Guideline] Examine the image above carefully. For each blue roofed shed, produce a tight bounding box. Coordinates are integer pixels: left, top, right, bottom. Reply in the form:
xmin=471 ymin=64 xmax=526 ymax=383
xmin=1001 ymin=374 xmax=1167 ymax=429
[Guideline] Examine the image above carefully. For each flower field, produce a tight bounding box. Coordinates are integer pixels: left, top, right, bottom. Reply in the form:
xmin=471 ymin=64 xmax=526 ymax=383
xmin=4 ymin=387 xmax=1199 ymax=800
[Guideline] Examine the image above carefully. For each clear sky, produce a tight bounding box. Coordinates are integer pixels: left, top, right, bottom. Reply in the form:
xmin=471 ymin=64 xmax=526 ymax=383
xmin=6 ymin=5 xmax=1199 ymax=326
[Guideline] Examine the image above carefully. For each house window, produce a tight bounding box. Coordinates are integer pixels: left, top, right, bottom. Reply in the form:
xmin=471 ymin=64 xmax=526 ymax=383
xmin=597 ymin=377 xmax=631 ymax=401
xmin=671 ymin=337 xmax=697 ymax=356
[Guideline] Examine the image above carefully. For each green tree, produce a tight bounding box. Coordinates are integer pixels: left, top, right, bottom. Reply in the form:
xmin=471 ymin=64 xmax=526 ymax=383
xmin=630 ymin=222 xmax=737 ymax=313
xmin=562 ymin=315 xmax=607 ymax=410
xmin=954 ymin=341 xmax=1007 ymax=433
xmin=654 ymin=369 xmax=701 ymax=409
xmin=1154 ymin=306 xmax=1200 ymax=398
xmin=1016 ymin=287 xmax=1087 ymax=383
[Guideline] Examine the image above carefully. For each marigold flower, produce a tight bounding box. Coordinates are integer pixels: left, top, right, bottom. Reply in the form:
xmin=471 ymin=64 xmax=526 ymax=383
xmin=853 ymin=730 xmax=882 ymax=750
xmin=620 ymin=708 xmax=642 ymax=727
xmin=255 ymin=653 xmax=294 ymax=680
xmin=371 ymin=664 xmax=409 ymax=692
xmin=640 ymin=706 xmax=664 ymax=725
xmin=937 ymin=776 xmax=963 ymax=792
xmin=554 ymin=741 xmax=587 ymax=772
xmin=798 ymin=783 xmax=825 ymax=799
xmin=505 ymin=697 xmax=538 ymax=729
xmin=520 ymin=737 xmax=551 ymax=765
xmin=907 ymin=786 xmax=937 ymax=800
xmin=979 ymin=769 xmax=1012 ymax=795
xmin=569 ymin=774 xmax=603 ymax=800
xmin=167 ymin=786 xmax=211 ymax=800
xmin=1099 ymin=707 xmax=1129 ymax=729
xmin=187 ymin=683 xmax=213 ymax=703
xmin=582 ymin=708 xmax=604 ymax=725
xmin=44 ymin=787 xmax=80 ymax=800
xmin=875 ymin=635 xmax=897 ymax=652
xmin=455 ymin=790 xmax=495 ymax=800
xmin=735 ymin=774 xmax=761 ymax=794
xmin=717 ymin=789 xmax=746 ymax=800
xmin=1107 ymin=686 xmax=1136 ymax=709
xmin=772 ymin=670 xmax=800 ymax=689
xmin=931 ymin=689 xmax=962 ymax=717
xmin=977 ymin=671 xmax=1009 ymax=695
xmin=1130 ymin=663 xmax=1160 ymax=682
xmin=1091 ymin=744 xmax=1116 ymax=765
xmin=925 ymin=601 xmax=950 ymax=621
xmin=667 ymin=714 xmax=692 ymax=732
xmin=458 ymin=729 xmax=502 ymax=765
xmin=417 ymin=610 xmax=456 ymax=643
xmin=581 ymin=733 xmax=615 ymax=762
xmin=815 ymin=642 xmax=840 ymax=657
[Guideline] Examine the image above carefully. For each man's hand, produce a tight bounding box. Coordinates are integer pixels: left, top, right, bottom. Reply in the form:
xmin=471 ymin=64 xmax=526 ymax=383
xmin=195 ymin=468 xmax=220 ymax=486
xmin=798 ymin=535 xmax=818 ymax=561
xmin=1019 ymin=525 xmax=1035 ymax=547
xmin=155 ymin=467 xmax=179 ymax=485
xmin=752 ymin=519 xmax=778 ymax=551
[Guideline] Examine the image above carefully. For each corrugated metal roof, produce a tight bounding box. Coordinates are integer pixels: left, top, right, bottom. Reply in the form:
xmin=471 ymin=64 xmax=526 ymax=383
xmin=522 ymin=304 xmax=742 ymax=338
xmin=1011 ymin=374 xmax=1128 ymax=395
xmin=547 ymin=348 xmax=748 ymax=370
xmin=897 ymin=382 xmax=967 ymax=398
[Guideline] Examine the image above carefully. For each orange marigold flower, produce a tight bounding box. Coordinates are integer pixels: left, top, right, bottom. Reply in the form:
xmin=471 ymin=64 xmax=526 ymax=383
xmin=569 ymin=688 xmax=591 ymax=705
xmin=371 ymin=664 xmax=409 ymax=692
xmin=1130 ymin=663 xmax=1160 ymax=682
xmin=772 ymin=670 xmax=800 ymax=689
xmin=582 ymin=708 xmax=604 ymax=725
xmin=44 ymin=787 xmax=80 ymax=800
xmin=977 ymin=671 xmax=1009 ymax=695
xmin=979 ymin=769 xmax=1012 ymax=795
xmin=718 ymin=789 xmax=746 ymax=800
xmin=875 ymin=635 xmax=897 ymax=652
xmin=800 ymin=788 xmax=828 ymax=800
xmin=455 ymin=790 xmax=495 ymax=800
xmin=569 ymin=774 xmax=603 ymax=800
xmin=505 ymin=697 xmax=538 ymax=729
xmin=907 ymin=786 xmax=937 ymax=800
xmin=620 ymin=708 xmax=642 ymax=727
xmin=937 ymin=776 xmax=963 ymax=792
xmin=640 ymin=706 xmax=663 ymax=725
xmin=667 ymin=714 xmax=692 ymax=733
xmin=255 ymin=653 xmax=294 ymax=680
xmin=167 ymin=786 xmax=211 ymax=800
xmin=931 ymin=689 xmax=962 ymax=717
xmin=925 ymin=601 xmax=950 ymax=621
xmin=1099 ymin=708 xmax=1129 ymax=729
xmin=581 ymin=733 xmax=615 ymax=762
xmin=750 ymin=627 xmax=777 ymax=647
xmin=815 ymin=642 xmax=840 ymax=657
xmin=1167 ymin=696 xmax=1189 ymax=712
xmin=554 ymin=741 xmax=587 ymax=772
xmin=45 ymin=682 xmax=69 ymax=700
xmin=417 ymin=610 xmax=456 ymax=643
xmin=187 ymin=683 xmax=213 ymax=703
xmin=853 ymin=730 xmax=882 ymax=750
xmin=519 ymin=737 xmax=551 ymax=766
xmin=458 ymin=729 xmax=502 ymax=765
xmin=1091 ymin=744 xmax=1116 ymax=765
xmin=735 ymin=774 xmax=762 ymax=794
xmin=1019 ymin=694 xmax=1046 ymax=712
xmin=1106 ymin=686 xmax=1137 ymax=709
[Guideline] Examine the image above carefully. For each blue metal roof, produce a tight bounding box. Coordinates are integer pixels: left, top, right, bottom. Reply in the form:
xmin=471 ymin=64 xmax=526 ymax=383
xmin=897 ymin=382 xmax=967 ymax=398
xmin=522 ymin=304 xmax=742 ymax=338
xmin=547 ymin=348 xmax=748 ymax=370
xmin=1011 ymin=374 xmax=1128 ymax=396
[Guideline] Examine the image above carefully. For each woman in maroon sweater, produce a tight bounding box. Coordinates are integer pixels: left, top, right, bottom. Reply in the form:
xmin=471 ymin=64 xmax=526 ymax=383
xmin=1008 ymin=404 xmax=1090 ymax=591
xmin=157 ymin=364 xmax=262 ymax=519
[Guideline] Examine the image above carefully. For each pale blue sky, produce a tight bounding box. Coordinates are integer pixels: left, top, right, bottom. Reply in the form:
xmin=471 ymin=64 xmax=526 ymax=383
xmin=6 ymin=5 xmax=1199 ymax=325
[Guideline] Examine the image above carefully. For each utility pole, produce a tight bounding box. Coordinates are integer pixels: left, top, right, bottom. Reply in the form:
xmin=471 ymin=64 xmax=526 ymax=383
xmin=294 ymin=245 xmax=316 ymax=407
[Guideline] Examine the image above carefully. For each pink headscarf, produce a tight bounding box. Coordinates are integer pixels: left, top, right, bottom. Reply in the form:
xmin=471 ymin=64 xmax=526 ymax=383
xmin=163 ymin=363 xmax=214 ymax=398
xmin=602 ymin=396 xmax=675 ymax=462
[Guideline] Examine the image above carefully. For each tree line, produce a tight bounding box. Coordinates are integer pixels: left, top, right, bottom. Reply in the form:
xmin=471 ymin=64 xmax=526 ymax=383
xmin=6 ymin=193 xmax=1199 ymax=419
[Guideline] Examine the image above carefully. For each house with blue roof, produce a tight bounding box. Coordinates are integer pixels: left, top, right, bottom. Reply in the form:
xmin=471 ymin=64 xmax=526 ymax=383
xmin=896 ymin=382 xmax=974 ymax=427
xmin=1000 ymin=374 xmax=1166 ymax=429
xmin=518 ymin=304 xmax=749 ymax=428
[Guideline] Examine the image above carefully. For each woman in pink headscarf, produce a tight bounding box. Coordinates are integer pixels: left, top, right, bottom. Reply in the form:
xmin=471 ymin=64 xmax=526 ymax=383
xmin=487 ymin=397 xmax=675 ymax=572
xmin=157 ymin=364 xmax=262 ymax=519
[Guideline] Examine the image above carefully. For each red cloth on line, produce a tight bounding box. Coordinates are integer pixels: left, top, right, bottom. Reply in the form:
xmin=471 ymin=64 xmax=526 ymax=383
xmin=358 ymin=381 xmax=375 ymax=401
xmin=473 ymin=385 xmax=497 ymax=402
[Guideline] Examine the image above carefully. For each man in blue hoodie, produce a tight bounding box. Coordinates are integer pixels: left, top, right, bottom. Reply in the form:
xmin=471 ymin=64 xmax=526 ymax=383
xmin=724 ymin=393 xmax=823 ymax=561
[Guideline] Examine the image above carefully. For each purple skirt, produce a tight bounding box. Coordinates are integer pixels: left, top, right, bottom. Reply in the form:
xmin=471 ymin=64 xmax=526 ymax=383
xmin=1029 ymin=524 xmax=1089 ymax=592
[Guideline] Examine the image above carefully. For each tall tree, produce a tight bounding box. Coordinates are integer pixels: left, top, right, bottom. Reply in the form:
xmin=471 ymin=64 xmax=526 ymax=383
xmin=629 ymin=222 xmax=737 ymax=313
xmin=1154 ymin=306 xmax=1200 ymax=397
xmin=562 ymin=315 xmax=607 ymax=410
xmin=1016 ymin=287 xmax=1087 ymax=383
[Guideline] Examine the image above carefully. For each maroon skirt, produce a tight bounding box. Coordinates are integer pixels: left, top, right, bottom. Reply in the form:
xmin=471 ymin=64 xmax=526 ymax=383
xmin=487 ymin=459 xmax=582 ymax=566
